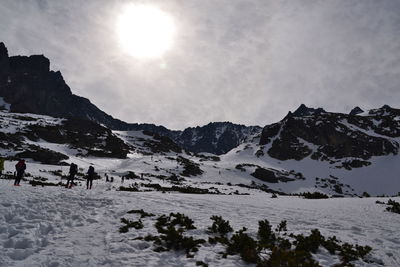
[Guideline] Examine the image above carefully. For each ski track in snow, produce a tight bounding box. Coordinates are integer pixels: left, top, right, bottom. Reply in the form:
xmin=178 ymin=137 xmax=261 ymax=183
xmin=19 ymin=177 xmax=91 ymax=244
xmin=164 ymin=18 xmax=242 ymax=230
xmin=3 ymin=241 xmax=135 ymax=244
xmin=0 ymin=180 xmax=399 ymax=267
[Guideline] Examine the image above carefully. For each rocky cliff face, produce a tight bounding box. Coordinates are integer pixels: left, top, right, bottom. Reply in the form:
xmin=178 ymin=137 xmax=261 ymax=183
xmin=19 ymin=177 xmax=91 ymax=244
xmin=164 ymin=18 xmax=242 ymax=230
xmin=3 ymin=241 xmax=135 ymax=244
xmin=0 ymin=42 xmax=129 ymax=130
xmin=259 ymin=104 xmax=400 ymax=167
xmin=175 ymin=122 xmax=261 ymax=155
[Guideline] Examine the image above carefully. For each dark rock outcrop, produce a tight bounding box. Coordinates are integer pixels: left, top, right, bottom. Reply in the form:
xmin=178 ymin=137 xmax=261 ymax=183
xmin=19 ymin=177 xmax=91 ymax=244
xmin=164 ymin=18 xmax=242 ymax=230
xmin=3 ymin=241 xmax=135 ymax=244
xmin=0 ymin=42 xmax=130 ymax=130
xmin=25 ymin=117 xmax=130 ymax=158
xmin=349 ymin=106 xmax=364 ymax=115
xmin=176 ymin=122 xmax=261 ymax=155
xmin=16 ymin=145 xmax=69 ymax=165
xmin=292 ymin=104 xmax=326 ymax=117
xmin=259 ymin=106 xmax=400 ymax=162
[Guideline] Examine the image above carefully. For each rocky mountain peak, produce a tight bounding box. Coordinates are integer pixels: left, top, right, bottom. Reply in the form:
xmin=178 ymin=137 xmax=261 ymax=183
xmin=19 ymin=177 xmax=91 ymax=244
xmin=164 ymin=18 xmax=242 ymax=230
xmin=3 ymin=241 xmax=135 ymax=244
xmin=0 ymin=42 xmax=8 ymax=58
xmin=292 ymin=104 xmax=326 ymax=117
xmin=349 ymin=106 xmax=364 ymax=115
xmin=0 ymin=42 xmax=9 ymax=75
xmin=368 ymin=105 xmax=400 ymax=117
xmin=9 ymin=55 xmax=50 ymax=74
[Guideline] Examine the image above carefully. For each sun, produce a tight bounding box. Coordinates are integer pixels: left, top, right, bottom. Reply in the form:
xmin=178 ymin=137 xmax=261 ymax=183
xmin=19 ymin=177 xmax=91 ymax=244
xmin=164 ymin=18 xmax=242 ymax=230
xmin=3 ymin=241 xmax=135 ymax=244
xmin=116 ymin=4 xmax=176 ymax=58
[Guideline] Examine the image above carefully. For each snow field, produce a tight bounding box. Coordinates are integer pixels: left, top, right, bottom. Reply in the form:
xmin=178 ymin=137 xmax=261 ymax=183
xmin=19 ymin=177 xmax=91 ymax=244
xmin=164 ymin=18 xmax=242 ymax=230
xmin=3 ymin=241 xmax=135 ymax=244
xmin=0 ymin=178 xmax=399 ymax=266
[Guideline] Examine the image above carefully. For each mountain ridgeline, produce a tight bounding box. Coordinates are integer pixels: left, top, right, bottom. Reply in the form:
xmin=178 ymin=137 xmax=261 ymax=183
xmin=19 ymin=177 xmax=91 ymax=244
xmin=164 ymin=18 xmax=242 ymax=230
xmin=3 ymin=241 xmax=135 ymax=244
xmin=259 ymin=104 xmax=400 ymax=169
xmin=1 ymin=41 xmax=400 ymax=162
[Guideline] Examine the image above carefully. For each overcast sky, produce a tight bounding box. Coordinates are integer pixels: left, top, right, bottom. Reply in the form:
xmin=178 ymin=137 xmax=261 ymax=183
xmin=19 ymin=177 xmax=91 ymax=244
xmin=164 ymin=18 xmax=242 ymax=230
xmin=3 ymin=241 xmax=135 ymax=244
xmin=1 ymin=0 xmax=399 ymax=130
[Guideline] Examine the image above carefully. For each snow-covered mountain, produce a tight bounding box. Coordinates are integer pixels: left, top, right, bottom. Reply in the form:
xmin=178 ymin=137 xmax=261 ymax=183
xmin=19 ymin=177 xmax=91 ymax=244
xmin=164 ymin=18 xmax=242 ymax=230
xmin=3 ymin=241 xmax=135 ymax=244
xmin=1 ymin=41 xmax=400 ymax=197
xmin=2 ymin=43 xmax=400 ymax=267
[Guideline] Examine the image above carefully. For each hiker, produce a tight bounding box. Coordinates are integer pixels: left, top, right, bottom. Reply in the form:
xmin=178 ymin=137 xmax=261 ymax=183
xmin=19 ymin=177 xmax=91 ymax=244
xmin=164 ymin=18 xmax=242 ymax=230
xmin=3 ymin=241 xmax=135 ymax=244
xmin=14 ymin=159 xmax=26 ymax=186
xmin=66 ymin=163 xmax=78 ymax=189
xmin=86 ymin=165 xmax=95 ymax=190
xmin=0 ymin=157 xmax=4 ymax=177
xmin=121 ymin=176 xmax=125 ymax=183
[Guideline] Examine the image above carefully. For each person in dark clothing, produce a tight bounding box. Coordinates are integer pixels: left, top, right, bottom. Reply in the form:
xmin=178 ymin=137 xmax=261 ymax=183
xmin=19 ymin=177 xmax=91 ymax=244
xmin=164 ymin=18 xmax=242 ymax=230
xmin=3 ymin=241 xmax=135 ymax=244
xmin=66 ymin=163 xmax=78 ymax=189
xmin=0 ymin=157 xmax=5 ymax=177
xmin=86 ymin=165 xmax=95 ymax=190
xmin=14 ymin=159 xmax=26 ymax=186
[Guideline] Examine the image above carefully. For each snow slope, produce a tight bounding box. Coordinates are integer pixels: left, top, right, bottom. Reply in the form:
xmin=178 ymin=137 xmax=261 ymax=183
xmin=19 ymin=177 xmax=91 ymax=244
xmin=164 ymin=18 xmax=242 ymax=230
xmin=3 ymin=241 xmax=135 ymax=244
xmin=0 ymin=178 xmax=399 ymax=266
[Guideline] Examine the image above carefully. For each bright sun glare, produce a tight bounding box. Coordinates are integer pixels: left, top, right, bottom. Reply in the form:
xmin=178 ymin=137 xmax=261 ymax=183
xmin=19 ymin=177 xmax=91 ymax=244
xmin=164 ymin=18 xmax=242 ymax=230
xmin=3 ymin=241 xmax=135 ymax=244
xmin=117 ymin=4 xmax=176 ymax=58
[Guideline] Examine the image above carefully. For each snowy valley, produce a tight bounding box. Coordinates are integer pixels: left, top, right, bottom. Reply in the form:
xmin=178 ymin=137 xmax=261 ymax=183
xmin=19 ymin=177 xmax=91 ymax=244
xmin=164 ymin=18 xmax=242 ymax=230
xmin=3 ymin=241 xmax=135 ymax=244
xmin=1 ymin=42 xmax=400 ymax=266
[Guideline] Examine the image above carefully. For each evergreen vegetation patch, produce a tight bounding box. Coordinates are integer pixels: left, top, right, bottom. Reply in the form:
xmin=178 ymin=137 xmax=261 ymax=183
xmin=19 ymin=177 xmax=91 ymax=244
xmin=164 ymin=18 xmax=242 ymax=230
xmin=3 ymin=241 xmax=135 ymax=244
xmin=118 ymin=211 xmax=374 ymax=266
xmin=300 ymin=192 xmax=329 ymax=199
xmin=29 ymin=180 xmax=61 ymax=187
xmin=127 ymin=209 xmax=155 ymax=218
xmin=380 ymin=199 xmax=400 ymax=214
xmin=119 ymin=218 xmax=144 ymax=233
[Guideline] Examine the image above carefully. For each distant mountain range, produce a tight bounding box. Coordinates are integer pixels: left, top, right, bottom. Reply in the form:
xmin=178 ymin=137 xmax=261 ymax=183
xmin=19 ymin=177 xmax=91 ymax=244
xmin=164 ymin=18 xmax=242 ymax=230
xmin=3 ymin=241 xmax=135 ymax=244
xmin=1 ymin=42 xmax=399 ymax=162
xmin=2 ymin=42 xmax=400 ymax=195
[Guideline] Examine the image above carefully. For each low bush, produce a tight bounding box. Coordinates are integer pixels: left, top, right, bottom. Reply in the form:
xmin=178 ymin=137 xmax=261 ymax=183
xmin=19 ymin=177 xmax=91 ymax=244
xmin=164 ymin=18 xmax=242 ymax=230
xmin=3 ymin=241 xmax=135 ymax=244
xmin=119 ymin=185 xmax=140 ymax=192
xmin=386 ymin=199 xmax=400 ymax=214
xmin=153 ymin=213 xmax=204 ymax=257
xmin=127 ymin=209 xmax=155 ymax=218
xmin=117 ymin=211 xmax=374 ymax=266
xmin=258 ymin=220 xmax=276 ymax=247
xmin=208 ymin=216 xmax=233 ymax=237
xmin=119 ymin=218 xmax=144 ymax=233
xmin=300 ymin=192 xmax=329 ymax=199
xmin=29 ymin=180 xmax=60 ymax=187
xmin=227 ymin=228 xmax=258 ymax=263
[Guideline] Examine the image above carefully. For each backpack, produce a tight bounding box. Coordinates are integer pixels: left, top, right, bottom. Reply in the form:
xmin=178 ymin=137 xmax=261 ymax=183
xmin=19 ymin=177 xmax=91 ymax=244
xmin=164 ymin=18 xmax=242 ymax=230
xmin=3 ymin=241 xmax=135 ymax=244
xmin=15 ymin=160 xmax=25 ymax=171
xmin=88 ymin=166 xmax=95 ymax=176
xmin=70 ymin=163 xmax=78 ymax=174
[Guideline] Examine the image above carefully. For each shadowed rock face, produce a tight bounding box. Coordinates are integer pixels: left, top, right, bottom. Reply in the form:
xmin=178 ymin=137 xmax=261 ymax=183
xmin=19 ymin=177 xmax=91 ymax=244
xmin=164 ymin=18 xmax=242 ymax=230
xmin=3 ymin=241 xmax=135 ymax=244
xmin=177 ymin=122 xmax=261 ymax=155
xmin=0 ymin=42 xmax=128 ymax=130
xmin=259 ymin=106 xmax=400 ymax=162
xmin=349 ymin=106 xmax=364 ymax=115
xmin=292 ymin=104 xmax=326 ymax=117
xmin=25 ymin=117 xmax=130 ymax=159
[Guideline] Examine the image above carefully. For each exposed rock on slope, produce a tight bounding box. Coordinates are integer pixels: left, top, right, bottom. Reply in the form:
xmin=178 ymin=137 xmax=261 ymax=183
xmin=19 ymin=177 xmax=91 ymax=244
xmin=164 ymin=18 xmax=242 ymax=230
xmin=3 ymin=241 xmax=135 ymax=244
xmin=175 ymin=122 xmax=261 ymax=155
xmin=0 ymin=42 xmax=129 ymax=130
xmin=259 ymin=104 xmax=400 ymax=164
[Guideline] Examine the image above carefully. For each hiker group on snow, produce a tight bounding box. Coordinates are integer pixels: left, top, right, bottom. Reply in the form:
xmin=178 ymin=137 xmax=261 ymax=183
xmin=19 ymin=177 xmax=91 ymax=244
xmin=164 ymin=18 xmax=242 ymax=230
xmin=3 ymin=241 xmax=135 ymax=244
xmin=0 ymin=157 xmax=101 ymax=190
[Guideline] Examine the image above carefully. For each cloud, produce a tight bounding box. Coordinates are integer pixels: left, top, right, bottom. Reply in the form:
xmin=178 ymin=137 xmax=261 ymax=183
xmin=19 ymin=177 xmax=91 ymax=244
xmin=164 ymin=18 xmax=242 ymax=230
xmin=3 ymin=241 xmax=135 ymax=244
xmin=1 ymin=0 xmax=399 ymax=129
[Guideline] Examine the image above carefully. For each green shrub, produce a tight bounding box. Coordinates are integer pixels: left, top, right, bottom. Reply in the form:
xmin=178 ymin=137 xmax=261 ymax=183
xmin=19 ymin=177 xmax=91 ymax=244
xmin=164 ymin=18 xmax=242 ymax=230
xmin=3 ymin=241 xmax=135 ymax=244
xmin=29 ymin=180 xmax=60 ymax=187
xmin=258 ymin=220 xmax=276 ymax=247
xmin=208 ymin=216 xmax=233 ymax=236
xmin=227 ymin=228 xmax=259 ymax=263
xmin=119 ymin=218 xmax=144 ymax=233
xmin=294 ymin=229 xmax=324 ymax=254
xmin=339 ymin=243 xmax=372 ymax=263
xmin=362 ymin=192 xmax=370 ymax=197
xmin=259 ymin=247 xmax=321 ymax=267
xmin=152 ymin=213 xmax=203 ymax=256
xmin=127 ymin=209 xmax=155 ymax=218
xmin=195 ymin=260 xmax=208 ymax=267
xmin=275 ymin=220 xmax=287 ymax=233
xmin=386 ymin=199 xmax=400 ymax=214
xmin=301 ymin=192 xmax=329 ymax=199
xmin=119 ymin=186 xmax=140 ymax=192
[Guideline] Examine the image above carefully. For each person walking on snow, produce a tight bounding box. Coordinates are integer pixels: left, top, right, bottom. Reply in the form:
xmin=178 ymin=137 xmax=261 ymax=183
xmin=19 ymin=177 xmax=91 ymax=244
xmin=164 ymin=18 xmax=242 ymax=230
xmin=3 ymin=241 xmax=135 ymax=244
xmin=66 ymin=163 xmax=78 ymax=188
xmin=0 ymin=157 xmax=4 ymax=178
xmin=86 ymin=165 xmax=95 ymax=190
xmin=14 ymin=159 xmax=26 ymax=186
